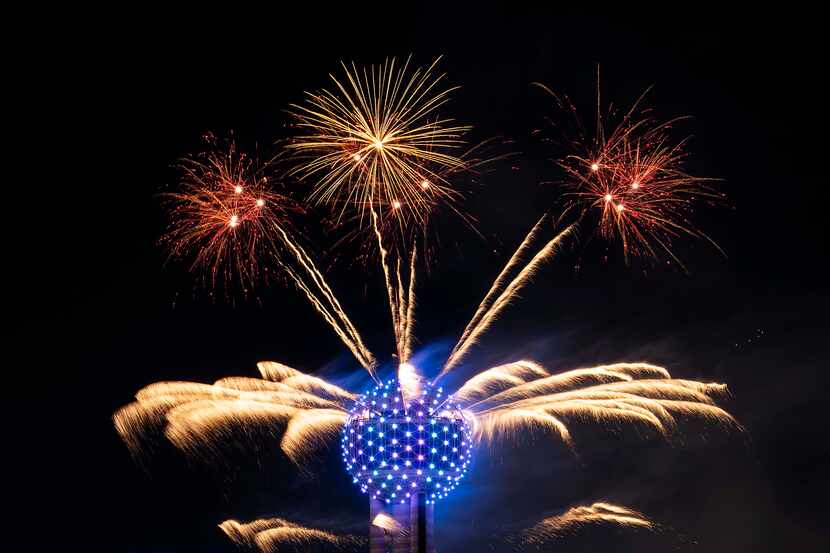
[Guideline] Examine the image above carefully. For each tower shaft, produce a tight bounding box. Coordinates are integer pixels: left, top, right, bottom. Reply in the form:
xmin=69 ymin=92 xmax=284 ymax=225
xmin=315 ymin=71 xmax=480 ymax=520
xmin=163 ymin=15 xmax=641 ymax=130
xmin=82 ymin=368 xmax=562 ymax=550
xmin=370 ymin=492 xmax=434 ymax=553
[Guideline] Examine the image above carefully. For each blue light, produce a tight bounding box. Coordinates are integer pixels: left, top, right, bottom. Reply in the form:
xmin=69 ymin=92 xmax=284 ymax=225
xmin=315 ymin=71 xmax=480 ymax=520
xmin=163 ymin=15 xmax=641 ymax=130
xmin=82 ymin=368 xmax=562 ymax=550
xmin=342 ymin=376 xmax=473 ymax=503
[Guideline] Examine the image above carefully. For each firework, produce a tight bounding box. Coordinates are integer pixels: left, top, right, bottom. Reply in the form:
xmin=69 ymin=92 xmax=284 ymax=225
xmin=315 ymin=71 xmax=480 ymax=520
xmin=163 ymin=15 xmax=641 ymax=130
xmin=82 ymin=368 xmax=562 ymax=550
xmin=115 ymin=360 xmax=737 ymax=484
xmin=288 ymin=56 xmax=481 ymax=365
xmin=160 ymin=138 xmax=378 ymax=375
xmin=439 ymin=81 xmax=726 ymax=377
xmin=281 ymin=408 xmax=348 ymax=466
xmin=113 ymin=361 xmax=350 ymax=460
xmin=331 ymin=138 xmax=496 ymax=266
xmin=219 ymin=517 xmax=363 ymax=552
xmin=288 ymin=56 xmax=470 ymax=226
xmin=161 ymin=135 xmax=298 ymax=293
xmin=467 ymin=361 xmax=738 ymax=447
xmin=371 ymin=513 xmax=406 ymax=536
xmin=522 ymin=502 xmax=654 ymax=543
xmin=119 ymin=61 xmax=738 ymax=551
xmin=450 ymin=360 xmax=548 ymax=406
xmin=441 ymin=217 xmax=576 ymax=376
xmin=448 ymin=217 xmax=548 ymax=364
xmin=537 ymin=78 xmax=724 ymax=267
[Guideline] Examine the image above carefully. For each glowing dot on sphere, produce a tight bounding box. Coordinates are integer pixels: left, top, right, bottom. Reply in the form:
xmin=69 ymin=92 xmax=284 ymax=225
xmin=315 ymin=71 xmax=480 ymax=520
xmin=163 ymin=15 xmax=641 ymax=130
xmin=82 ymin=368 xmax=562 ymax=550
xmin=617 ymin=203 xmax=625 ymax=212
xmin=342 ymin=374 xmax=472 ymax=503
xmin=631 ymin=181 xmax=640 ymax=189
xmin=591 ymin=162 xmax=600 ymax=171
xmin=421 ymin=180 xmax=430 ymax=189
xmin=353 ymin=153 xmax=362 ymax=162
xmin=256 ymin=198 xmax=265 ymax=207
xmin=234 ymin=185 xmax=243 ymax=194
xmin=392 ymin=200 xmax=402 ymax=209
xmin=229 ymin=214 xmax=239 ymax=227
xmin=604 ymin=194 xmax=613 ymax=202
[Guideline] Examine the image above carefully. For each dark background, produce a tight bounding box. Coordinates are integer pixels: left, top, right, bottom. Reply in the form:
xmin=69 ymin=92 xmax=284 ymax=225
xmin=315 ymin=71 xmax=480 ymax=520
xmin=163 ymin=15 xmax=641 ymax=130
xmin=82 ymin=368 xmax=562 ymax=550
xmin=7 ymin=6 xmax=829 ymax=552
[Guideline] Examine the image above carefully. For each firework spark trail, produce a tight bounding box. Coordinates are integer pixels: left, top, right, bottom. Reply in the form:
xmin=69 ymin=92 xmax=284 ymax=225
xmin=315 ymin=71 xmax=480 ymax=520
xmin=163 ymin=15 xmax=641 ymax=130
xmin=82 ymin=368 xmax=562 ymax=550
xmin=522 ymin=502 xmax=654 ymax=543
xmin=440 ymin=223 xmax=576 ymax=377
xmin=371 ymin=205 xmax=402 ymax=354
xmin=450 ymin=360 xmax=548 ymax=405
xmin=475 ymin=408 xmax=574 ymax=448
xmin=372 ymin=513 xmax=407 ymax=536
xmin=220 ymin=517 xmax=363 ymax=553
xmin=369 ymin=205 xmax=420 ymax=364
xmin=396 ymin=256 xmax=407 ymax=350
xmin=135 ymin=378 xmax=342 ymax=409
xmin=393 ymin=246 xmax=419 ymax=364
xmin=112 ymin=363 xmax=357 ymax=460
xmin=397 ymin=361 xmax=423 ymax=405
xmin=254 ymin=527 xmax=349 ymax=553
xmin=114 ymin=381 xmax=293 ymax=457
xmin=448 ymin=215 xmax=548 ymax=363
xmin=281 ymin=409 xmax=348 ymax=465
xmin=464 ymin=363 xmax=739 ymax=447
xmin=254 ymin=362 xmax=358 ymax=403
xmin=273 ymin=223 xmax=377 ymax=374
xmin=220 ymin=517 xmax=296 ymax=547
xmin=465 ymin=363 xmax=671 ymax=410
xmin=403 ymin=246 xmax=418 ymax=361
xmin=257 ymin=361 xmax=303 ymax=381
xmin=163 ymin=399 xmax=298 ymax=457
xmin=281 ymin=262 xmax=378 ymax=374
xmin=211 ymin=378 xmax=347 ymax=410
xmin=280 ymin=374 xmax=357 ymax=403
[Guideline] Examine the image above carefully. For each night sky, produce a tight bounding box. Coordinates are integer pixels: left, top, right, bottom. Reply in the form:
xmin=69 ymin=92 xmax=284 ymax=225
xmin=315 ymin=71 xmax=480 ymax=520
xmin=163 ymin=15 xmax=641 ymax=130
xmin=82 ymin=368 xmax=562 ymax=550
xmin=11 ymin=7 xmax=829 ymax=553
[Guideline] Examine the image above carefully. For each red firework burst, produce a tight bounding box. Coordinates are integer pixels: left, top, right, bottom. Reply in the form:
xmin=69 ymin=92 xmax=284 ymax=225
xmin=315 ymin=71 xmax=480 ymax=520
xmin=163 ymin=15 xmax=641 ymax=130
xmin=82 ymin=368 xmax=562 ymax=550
xmin=161 ymin=135 xmax=300 ymax=293
xmin=541 ymin=81 xmax=724 ymax=268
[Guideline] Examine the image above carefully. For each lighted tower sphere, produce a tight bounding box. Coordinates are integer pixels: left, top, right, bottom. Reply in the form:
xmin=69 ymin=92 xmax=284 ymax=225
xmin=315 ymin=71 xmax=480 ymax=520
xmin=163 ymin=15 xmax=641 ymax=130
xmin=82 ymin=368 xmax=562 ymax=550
xmin=342 ymin=377 xmax=473 ymax=505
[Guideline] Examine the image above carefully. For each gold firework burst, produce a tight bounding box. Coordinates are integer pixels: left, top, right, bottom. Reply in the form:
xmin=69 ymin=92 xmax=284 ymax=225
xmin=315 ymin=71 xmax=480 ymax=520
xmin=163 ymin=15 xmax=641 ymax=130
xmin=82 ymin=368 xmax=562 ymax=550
xmin=287 ymin=56 xmax=471 ymax=225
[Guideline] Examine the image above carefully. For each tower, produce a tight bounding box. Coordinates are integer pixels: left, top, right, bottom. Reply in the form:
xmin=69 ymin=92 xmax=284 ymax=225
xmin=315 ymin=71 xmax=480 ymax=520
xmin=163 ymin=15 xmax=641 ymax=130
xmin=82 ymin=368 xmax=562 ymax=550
xmin=341 ymin=375 xmax=473 ymax=553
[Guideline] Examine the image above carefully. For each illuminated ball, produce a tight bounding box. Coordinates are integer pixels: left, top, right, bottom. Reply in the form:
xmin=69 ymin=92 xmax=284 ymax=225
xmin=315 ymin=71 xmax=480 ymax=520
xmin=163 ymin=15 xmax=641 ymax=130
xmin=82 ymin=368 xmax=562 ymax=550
xmin=341 ymin=378 xmax=473 ymax=505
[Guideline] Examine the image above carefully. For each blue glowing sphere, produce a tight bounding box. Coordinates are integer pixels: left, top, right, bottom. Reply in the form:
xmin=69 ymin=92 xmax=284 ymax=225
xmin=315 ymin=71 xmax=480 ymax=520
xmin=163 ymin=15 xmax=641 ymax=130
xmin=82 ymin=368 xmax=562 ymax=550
xmin=341 ymin=377 xmax=473 ymax=504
